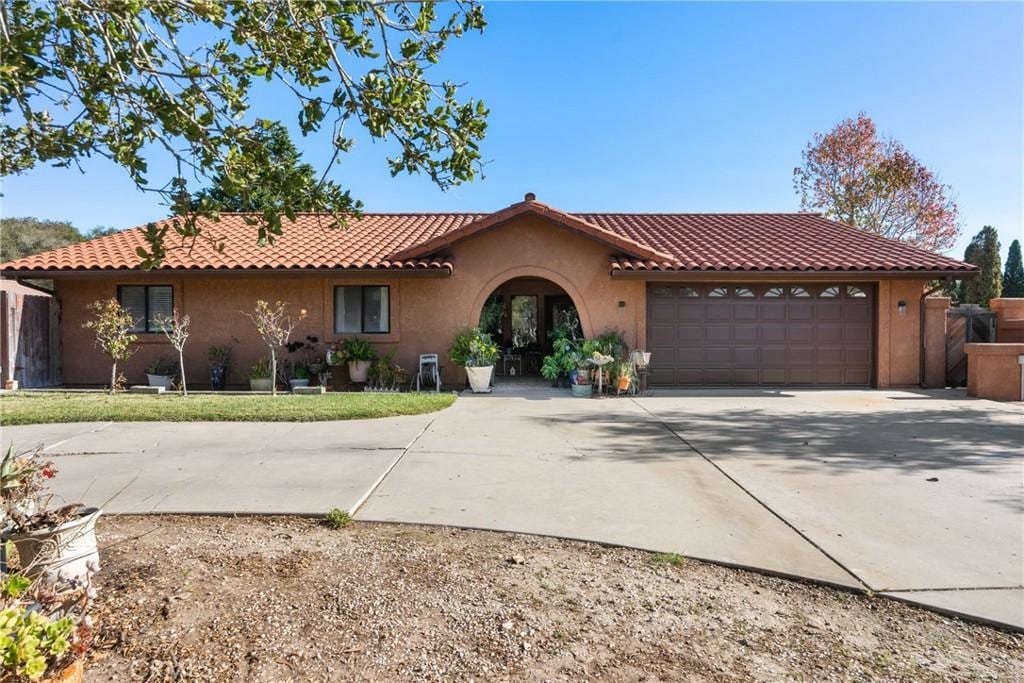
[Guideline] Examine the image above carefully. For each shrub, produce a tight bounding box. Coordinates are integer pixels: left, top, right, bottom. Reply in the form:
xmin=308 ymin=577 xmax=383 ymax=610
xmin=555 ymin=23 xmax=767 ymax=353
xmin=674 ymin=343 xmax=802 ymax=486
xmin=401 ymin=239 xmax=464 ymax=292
xmin=325 ymin=508 xmax=352 ymax=529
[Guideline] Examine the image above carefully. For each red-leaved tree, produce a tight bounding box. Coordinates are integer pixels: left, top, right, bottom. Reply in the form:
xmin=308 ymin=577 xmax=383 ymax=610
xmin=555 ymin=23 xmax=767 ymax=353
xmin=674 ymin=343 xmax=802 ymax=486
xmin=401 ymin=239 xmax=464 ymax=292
xmin=794 ymin=113 xmax=960 ymax=252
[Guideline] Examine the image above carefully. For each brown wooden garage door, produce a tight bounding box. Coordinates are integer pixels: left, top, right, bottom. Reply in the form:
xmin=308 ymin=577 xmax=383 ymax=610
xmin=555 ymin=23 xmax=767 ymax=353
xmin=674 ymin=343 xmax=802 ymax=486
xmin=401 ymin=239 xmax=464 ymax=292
xmin=647 ymin=284 xmax=873 ymax=386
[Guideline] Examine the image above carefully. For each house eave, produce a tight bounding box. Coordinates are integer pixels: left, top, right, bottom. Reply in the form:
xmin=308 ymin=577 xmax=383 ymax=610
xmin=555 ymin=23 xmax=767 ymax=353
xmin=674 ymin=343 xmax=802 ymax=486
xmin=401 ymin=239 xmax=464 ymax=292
xmin=0 ymin=266 xmax=453 ymax=280
xmin=609 ymin=269 xmax=975 ymax=282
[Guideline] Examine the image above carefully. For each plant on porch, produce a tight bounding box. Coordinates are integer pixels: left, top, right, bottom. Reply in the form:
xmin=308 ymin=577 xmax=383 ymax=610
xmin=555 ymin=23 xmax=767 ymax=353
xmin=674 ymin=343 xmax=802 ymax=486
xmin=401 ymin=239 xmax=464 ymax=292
xmin=449 ymin=328 xmax=499 ymax=393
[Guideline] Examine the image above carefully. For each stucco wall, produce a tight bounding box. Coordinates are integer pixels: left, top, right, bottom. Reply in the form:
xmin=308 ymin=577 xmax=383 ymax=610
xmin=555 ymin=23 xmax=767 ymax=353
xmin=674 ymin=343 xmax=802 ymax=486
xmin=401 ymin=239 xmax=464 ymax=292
xmin=54 ymin=215 xmax=645 ymax=387
xmin=922 ymin=296 xmax=951 ymax=388
xmin=991 ymin=298 xmax=1024 ymax=343
xmin=875 ymin=279 xmax=928 ymax=387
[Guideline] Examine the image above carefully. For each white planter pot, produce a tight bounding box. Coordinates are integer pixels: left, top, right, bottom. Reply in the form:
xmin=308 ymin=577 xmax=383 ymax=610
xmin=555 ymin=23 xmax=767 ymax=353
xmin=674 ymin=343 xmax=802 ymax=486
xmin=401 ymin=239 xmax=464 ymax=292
xmin=250 ymin=377 xmax=273 ymax=391
xmin=289 ymin=378 xmax=310 ymax=390
xmin=11 ymin=507 xmax=102 ymax=582
xmin=348 ymin=360 xmax=372 ymax=383
xmin=146 ymin=373 xmax=174 ymax=390
xmin=465 ymin=365 xmax=494 ymax=393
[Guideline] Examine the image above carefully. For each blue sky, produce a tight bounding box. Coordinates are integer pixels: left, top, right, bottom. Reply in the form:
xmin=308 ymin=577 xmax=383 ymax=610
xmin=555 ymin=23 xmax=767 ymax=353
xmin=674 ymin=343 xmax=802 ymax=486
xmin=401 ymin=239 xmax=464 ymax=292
xmin=2 ymin=2 xmax=1021 ymax=259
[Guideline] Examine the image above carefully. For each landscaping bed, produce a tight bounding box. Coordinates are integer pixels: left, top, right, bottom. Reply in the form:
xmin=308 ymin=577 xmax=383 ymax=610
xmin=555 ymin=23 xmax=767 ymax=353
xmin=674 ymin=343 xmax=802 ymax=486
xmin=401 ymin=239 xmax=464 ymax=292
xmin=0 ymin=391 xmax=455 ymax=425
xmin=89 ymin=516 xmax=1022 ymax=682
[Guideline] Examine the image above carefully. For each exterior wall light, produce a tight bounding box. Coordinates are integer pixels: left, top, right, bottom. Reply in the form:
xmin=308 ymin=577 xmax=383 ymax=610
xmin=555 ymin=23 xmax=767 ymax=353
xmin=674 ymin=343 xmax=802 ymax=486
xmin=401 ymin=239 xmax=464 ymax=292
xmin=897 ymin=300 xmax=907 ymax=317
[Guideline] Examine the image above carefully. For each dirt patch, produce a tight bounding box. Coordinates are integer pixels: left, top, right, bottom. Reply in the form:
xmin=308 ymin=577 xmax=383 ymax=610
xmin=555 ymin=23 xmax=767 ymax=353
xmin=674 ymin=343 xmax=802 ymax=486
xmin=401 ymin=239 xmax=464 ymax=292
xmin=88 ymin=516 xmax=1022 ymax=681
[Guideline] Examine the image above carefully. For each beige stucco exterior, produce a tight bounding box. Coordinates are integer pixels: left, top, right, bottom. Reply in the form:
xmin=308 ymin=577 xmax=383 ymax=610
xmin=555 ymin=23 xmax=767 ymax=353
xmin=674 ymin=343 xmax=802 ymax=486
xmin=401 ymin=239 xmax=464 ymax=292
xmin=51 ymin=214 xmax=932 ymax=389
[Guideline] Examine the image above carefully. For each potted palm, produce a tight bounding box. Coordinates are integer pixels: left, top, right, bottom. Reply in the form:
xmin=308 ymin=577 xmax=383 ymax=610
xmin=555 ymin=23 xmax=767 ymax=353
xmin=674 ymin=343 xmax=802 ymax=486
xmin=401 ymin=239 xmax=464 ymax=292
xmin=249 ymin=358 xmax=274 ymax=391
xmin=145 ymin=357 xmax=177 ymax=390
xmin=449 ymin=328 xmax=498 ymax=393
xmin=341 ymin=338 xmax=376 ymax=383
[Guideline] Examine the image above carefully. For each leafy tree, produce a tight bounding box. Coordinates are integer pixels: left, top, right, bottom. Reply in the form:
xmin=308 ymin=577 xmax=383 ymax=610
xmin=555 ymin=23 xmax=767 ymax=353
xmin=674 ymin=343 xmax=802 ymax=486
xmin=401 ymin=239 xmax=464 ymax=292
xmin=191 ymin=120 xmax=320 ymax=212
xmin=83 ymin=299 xmax=138 ymax=394
xmin=242 ymin=300 xmax=305 ymax=397
xmin=0 ymin=216 xmax=81 ymax=262
xmin=1 ymin=1 xmax=488 ymax=267
xmin=1002 ymin=239 xmax=1024 ymax=298
xmin=153 ymin=309 xmax=192 ymax=396
xmin=961 ymin=226 xmax=1002 ymax=307
xmin=794 ymin=113 xmax=959 ymax=252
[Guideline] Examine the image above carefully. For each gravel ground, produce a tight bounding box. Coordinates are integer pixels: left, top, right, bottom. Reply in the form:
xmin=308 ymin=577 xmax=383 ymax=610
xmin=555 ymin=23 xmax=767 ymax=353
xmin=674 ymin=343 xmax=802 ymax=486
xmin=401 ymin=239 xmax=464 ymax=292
xmin=88 ymin=516 xmax=1022 ymax=682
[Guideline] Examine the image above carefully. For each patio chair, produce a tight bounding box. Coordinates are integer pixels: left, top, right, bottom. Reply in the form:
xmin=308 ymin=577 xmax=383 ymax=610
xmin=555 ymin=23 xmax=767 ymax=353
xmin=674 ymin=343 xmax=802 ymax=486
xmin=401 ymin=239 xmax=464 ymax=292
xmin=414 ymin=353 xmax=442 ymax=392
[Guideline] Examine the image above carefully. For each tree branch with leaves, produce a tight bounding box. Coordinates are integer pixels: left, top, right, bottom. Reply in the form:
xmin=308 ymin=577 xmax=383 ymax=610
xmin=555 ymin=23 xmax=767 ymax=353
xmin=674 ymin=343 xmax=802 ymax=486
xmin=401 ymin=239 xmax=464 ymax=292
xmin=1 ymin=0 xmax=488 ymax=267
xmin=242 ymin=300 xmax=306 ymax=397
xmin=153 ymin=309 xmax=191 ymax=396
xmin=82 ymin=299 xmax=137 ymax=394
xmin=794 ymin=113 xmax=959 ymax=252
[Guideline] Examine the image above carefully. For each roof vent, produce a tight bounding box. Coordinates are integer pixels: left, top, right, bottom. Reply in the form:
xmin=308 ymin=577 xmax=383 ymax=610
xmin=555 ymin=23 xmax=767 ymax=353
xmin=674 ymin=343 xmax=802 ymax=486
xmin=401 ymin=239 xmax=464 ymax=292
xmin=524 ymin=192 xmax=536 ymax=202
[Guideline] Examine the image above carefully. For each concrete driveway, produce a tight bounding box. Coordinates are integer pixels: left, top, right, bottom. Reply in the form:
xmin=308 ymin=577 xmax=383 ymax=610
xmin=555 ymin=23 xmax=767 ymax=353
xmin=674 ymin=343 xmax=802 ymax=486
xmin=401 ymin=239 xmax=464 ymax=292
xmin=2 ymin=388 xmax=1020 ymax=630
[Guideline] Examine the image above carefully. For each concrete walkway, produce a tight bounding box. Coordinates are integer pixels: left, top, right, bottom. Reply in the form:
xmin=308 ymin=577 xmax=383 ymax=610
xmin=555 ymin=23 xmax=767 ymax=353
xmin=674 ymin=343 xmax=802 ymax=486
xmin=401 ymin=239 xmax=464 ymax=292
xmin=2 ymin=388 xmax=1020 ymax=630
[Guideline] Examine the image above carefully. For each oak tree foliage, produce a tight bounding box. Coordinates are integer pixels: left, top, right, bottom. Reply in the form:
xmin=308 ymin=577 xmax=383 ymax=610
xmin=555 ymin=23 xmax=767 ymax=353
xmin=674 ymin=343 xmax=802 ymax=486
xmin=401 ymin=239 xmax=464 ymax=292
xmin=1 ymin=0 xmax=488 ymax=268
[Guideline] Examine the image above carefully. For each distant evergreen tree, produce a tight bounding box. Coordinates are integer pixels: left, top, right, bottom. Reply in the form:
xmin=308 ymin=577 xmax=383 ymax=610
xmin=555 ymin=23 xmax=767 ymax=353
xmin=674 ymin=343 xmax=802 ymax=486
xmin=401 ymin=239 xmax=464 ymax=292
xmin=1002 ymin=239 xmax=1024 ymax=298
xmin=961 ymin=226 xmax=1002 ymax=307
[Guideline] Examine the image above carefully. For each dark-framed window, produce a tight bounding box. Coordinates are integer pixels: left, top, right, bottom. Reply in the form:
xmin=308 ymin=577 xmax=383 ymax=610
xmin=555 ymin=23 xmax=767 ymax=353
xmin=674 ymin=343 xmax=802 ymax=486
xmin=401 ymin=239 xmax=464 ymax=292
xmin=117 ymin=285 xmax=173 ymax=333
xmin=334 ymin=285 xmax=390 ymax=334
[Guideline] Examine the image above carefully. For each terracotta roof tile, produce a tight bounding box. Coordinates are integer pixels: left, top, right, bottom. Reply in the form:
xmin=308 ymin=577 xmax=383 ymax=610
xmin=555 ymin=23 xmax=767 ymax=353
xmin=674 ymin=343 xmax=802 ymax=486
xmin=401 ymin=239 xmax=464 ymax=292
xmin=0 ymin=204 xmax=973 ymax=274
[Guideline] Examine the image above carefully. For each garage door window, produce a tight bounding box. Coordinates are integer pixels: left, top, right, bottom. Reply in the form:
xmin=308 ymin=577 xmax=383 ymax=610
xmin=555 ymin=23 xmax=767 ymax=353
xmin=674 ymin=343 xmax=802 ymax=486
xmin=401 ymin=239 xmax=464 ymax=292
xmin=820 ymin=286 xmax=839 ymax=298
xmin=847 ymin=286 xmax=867 ymax=298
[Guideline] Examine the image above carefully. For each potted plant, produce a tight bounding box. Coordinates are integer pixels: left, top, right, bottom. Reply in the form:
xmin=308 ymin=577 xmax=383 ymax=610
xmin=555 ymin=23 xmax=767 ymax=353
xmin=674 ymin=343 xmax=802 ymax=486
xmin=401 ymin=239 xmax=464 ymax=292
xmin=145 ymin=357 xmax=177 ymax=390
xmin=571 ymin=367 xmax=592 ymax=397
xmin=208 ymin=344 xmax=231 ymax=390
xmin=289 ymin=365 xmax=311 ymax=390
xmin=541 ymin=336 xmax=577 ymax=388
xmin=341 ymin=337 xmax=376 ymax=383
xmin=1 ymin=445 xmax=101 ymax=585
xmin=449 ymin=328 xmax=498 ymax=393
xmin=249 ymin=358 xmax=273 ymax=391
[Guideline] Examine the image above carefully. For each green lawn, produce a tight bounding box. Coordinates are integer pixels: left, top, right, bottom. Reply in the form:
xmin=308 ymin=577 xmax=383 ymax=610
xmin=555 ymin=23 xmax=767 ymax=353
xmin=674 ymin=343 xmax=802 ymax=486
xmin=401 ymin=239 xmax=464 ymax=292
xmin=0 ymin=391 xmax=456 ymax=425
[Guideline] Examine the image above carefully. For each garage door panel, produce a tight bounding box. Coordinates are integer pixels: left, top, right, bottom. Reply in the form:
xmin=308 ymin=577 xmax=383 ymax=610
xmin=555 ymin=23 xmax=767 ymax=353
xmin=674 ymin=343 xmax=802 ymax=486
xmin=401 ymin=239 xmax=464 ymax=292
xmin=648 ymin=283 xmax=872 ymax=387
xmin=648 ymin=301 xmax=676 ymax=323
xmin=705 ymin=326 xmax=732 ymax=342
xmin=706 ymin=303 xmax=731 ymax=321
xmin=788 ymin=325 xmax=814 ymax=343
xmin=677 ymin=303 xmax=704 ymax=321
xmin=648 ymin=325 xmax=676 ymax=346
xmin=734 ymin=325 xmax=759 ymax=342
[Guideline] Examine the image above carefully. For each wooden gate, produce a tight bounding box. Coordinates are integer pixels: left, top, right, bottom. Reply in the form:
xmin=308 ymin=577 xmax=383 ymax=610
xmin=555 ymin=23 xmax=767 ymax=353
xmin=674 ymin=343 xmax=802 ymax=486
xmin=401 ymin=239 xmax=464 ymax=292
xmin=945 ymin=305 xmax=996 ymax=387
xmin=1 ymin=282 xmax=61 ymax=388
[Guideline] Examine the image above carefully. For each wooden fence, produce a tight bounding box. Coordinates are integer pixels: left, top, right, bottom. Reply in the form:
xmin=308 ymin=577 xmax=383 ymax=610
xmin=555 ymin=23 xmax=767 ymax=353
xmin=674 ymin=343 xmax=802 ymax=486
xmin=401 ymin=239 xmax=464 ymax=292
xmin=1 ymin=282 xmax=61 ymax=388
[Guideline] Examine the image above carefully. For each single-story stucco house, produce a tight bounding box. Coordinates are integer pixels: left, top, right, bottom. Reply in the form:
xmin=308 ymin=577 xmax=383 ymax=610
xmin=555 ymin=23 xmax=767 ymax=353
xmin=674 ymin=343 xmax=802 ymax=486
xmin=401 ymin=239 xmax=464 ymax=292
xmin=0 ymin=194 xmax=974 ymax=389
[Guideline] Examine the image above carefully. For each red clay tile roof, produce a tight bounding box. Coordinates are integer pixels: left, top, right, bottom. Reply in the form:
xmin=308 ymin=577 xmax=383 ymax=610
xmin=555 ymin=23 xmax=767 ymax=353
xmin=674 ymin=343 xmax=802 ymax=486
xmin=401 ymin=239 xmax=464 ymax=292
xmin=0 ymin=200 xmax=974 ymax=274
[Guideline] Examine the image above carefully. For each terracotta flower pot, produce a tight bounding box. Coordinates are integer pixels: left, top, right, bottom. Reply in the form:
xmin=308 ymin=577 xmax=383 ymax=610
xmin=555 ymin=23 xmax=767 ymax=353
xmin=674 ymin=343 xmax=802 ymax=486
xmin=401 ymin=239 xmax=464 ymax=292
xmin=44 ymin=659 xmax=83 ymax=683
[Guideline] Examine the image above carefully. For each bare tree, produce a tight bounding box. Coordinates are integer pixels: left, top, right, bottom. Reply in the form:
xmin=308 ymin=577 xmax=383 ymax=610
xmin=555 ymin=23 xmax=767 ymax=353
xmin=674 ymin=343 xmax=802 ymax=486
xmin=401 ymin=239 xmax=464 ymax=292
xmin=153 ymin=310 xmax=192 ymax=396
xmin=82 ymin=299 xmax=137 ymax=394
xmin=242 ymin=301 xmax=305 ymax=397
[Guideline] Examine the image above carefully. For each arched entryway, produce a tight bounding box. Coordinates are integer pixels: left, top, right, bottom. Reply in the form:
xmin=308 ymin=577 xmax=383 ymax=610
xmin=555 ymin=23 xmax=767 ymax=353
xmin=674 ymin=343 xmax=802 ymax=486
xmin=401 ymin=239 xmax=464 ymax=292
xmin=475 ymin=276 xmax=583 ymax=378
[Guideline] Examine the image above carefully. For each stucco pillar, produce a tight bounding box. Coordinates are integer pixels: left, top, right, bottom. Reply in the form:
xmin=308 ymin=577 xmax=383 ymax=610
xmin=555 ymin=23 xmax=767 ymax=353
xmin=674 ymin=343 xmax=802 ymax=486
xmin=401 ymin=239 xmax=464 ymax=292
xmin=922 ymin=297 xmax=950 ymax=388
xmin=990 ymin=298 xmax=1024 ymax=343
